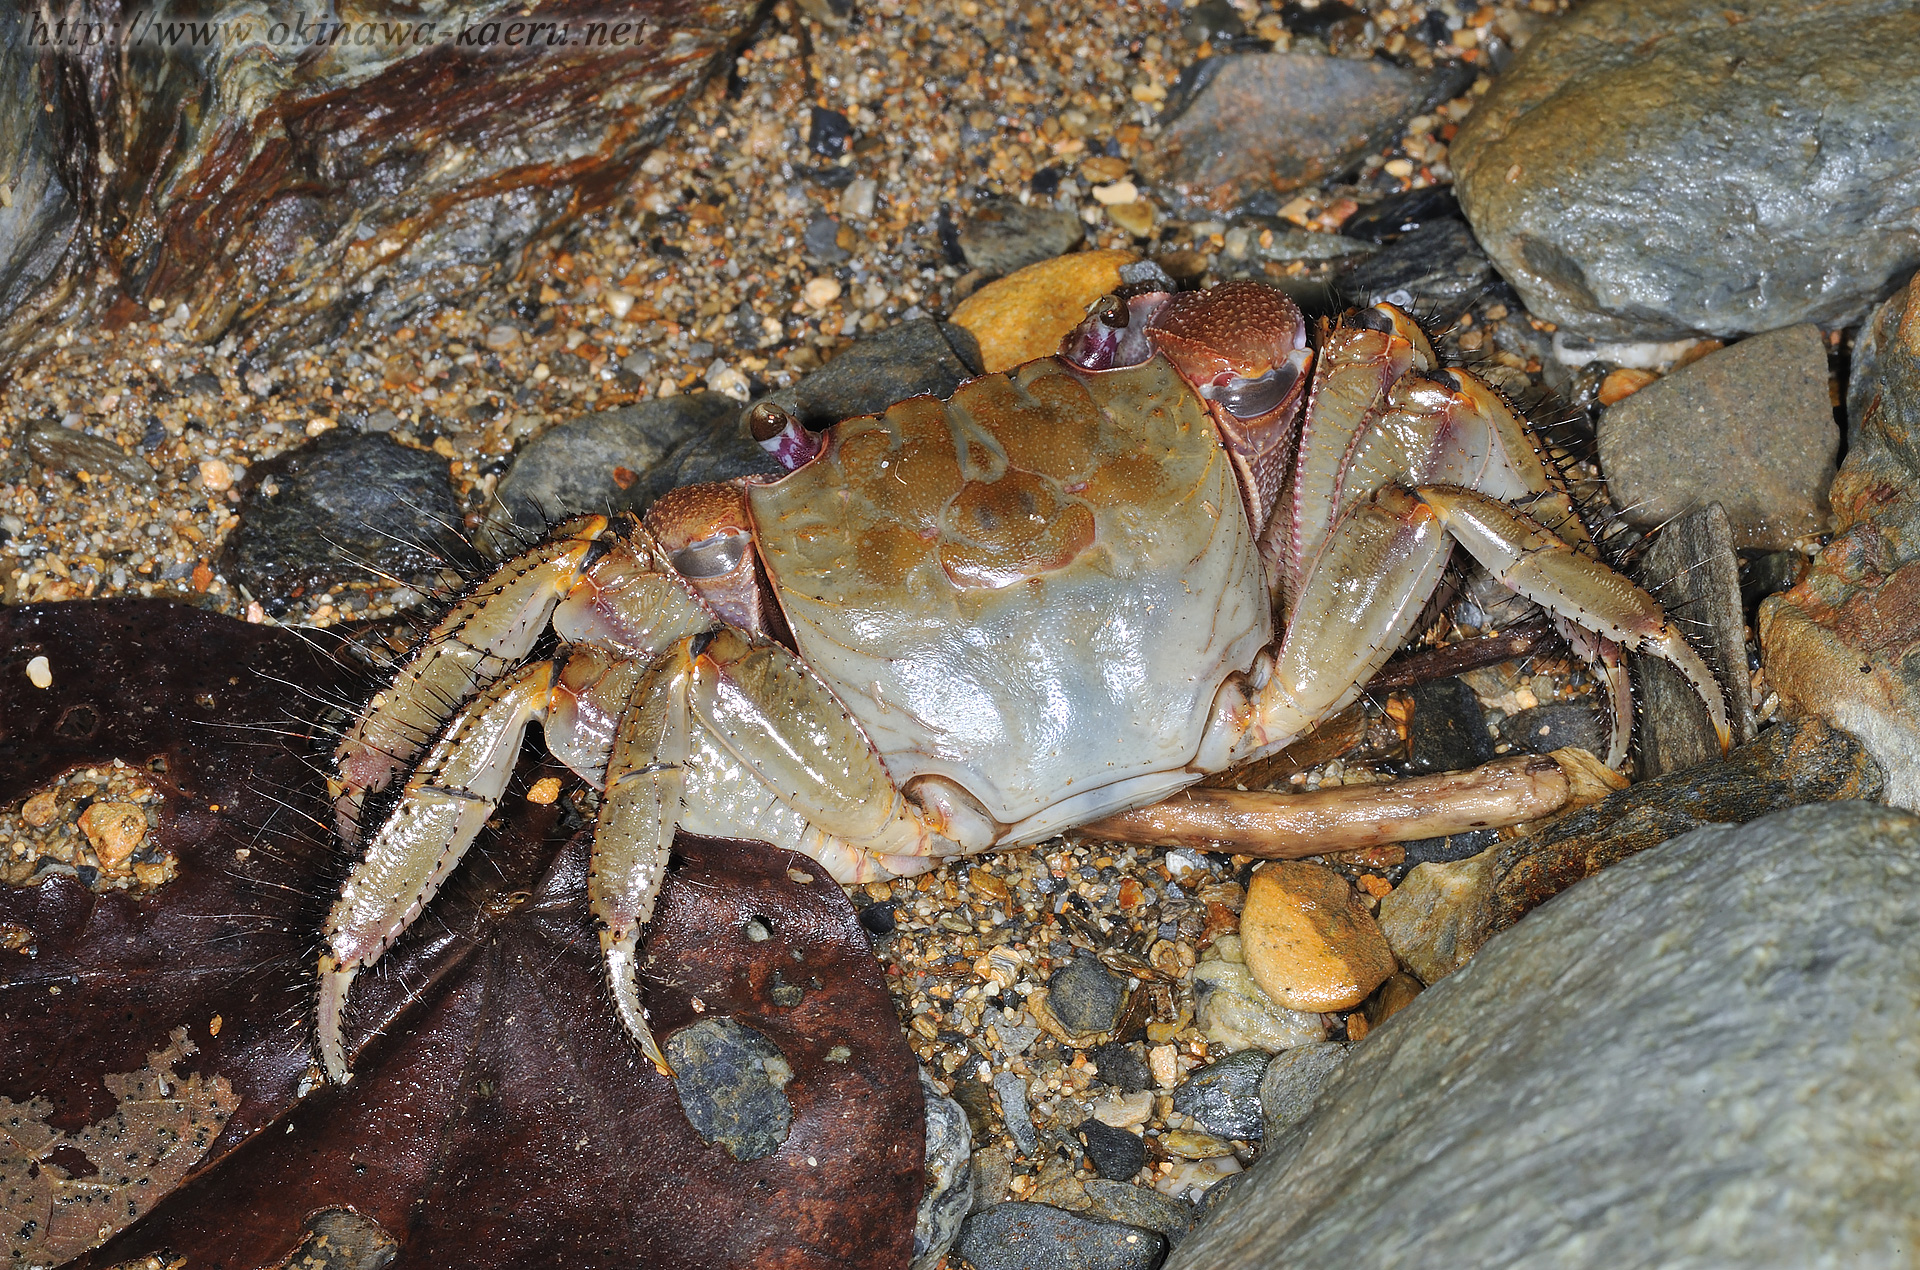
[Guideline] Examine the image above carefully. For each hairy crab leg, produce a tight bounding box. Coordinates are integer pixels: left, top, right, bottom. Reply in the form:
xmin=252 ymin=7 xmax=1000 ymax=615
xmin=320 ymin=659 xmax=561 ymax=1083
xmin=1417 ymin=485 xmax=1732 ymax=752
xmin=332 ymin=515 xmax=608 ymax=844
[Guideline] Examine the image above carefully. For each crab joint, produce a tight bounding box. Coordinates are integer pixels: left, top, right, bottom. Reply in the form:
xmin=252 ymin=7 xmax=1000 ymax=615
xmin=1079 ymin=749 xmax=1625 ymax=857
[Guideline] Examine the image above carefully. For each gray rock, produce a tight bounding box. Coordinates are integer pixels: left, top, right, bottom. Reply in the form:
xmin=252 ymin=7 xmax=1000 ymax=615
xmin=1631 ymin=503 xmax=1761 ymax=776
xmin=1173 ymin=802 xmax=1920 ymax=1268
xmin=1076 ymin=1118 xmax=1147 ymax=1181
xmin=1597 ymin=325 xmax=1838 ymax=551
xmin=970 ymin=1145 xmax=1014 ymax=1215
xmin=993 ymin=1070 xmax=1039 ymax=1156
xmin=804 ymin=213 xmax=851 ymax=264
xmin=1498 ymin=704 xmax=1609 ymax=760
xmin=665 ymin=1017 xmax=794 ymax=1163
xmin=984 ymin=1006 xmax=1040 ymax=1057
xmin=1080 ymin=1181 xmax=1195 ymax=1247
xmin=482 ymin=394 xmax=736 ymax=550
xmin=1334 ymin=218 xmax=1494 ymax=316
xmin=959 ymin=198 xmax=1086 ymax=276
xmin=913 ymin=1068 xmax=975 ymax=1270
xmin=1171 ymin=1049 xmax=1269 ymax=1142
xmin=20 ymin=418 xmax=156 ymax=492
xmin=221 ymin=430 xmax=474 ymax=611
xmin=1452 ymin=0 xmax=1920 ymax=341
xmin=1406 ymin=676 xmax=1496 ymax=774
xmin=1256 ymin=1043 xmax=1347 ymax=1141
xmin=758 ymin=318 xmax=983 ymax=431
xmin=1141 ymin=52 xmax=1463 ymax=211
xmin=1047 ymin=955 xmax=1128 ymax=1037
xmin=956 ymin=1203 xmax=1166 ymax=1270
xmin=638 ymin=319 xmax=983 ymax=505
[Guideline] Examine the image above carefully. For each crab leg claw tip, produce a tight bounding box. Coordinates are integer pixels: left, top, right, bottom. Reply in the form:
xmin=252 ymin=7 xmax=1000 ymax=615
xmin=317 ymin=954 xmax=358 ymax=1085
xmin=603 ymin=930 xmax=675 ymax=1079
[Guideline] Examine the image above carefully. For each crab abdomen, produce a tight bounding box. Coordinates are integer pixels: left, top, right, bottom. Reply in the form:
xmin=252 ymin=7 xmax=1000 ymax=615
xmin=746 ymin=355 xmax=1270 ymax=842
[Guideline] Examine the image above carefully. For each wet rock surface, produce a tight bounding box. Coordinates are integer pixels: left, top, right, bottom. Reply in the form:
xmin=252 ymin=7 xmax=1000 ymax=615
xmin=757 ymin=318 xmax=984 ymax=430
xmin=1333 ymin=217 xmax=1493 ymax=316
xmin=483 ymin=394 xmax=736 ymax=547
xmin=1598 ymin=325 xmax=1837 ymax=551
xmin=1171 ymin=1049 xmax=1269 ymax=1142
xmin=1140 ymin=52 xmax=1464 ymax=211
xmin=1406 ymin=676 xmax=1497 ymax=774
xmin=1172 ymin=802 xmax=1920 ymax=1268
xmin=959 ymin=199 xmax=1088 ymax=278
xmin=222 ymin=429 xmax=475 ymax=609
xmin=1256 ymin=1043 xmax=1346 ymax=1141
xmin=1080 ymin=1181 xmax=1196 ymax=1247
xmin=1762 ymin=280 xmax=1920 ymax=807
xmin=1497 ymin=704 xmax=1607 ymax=759
xmin=957 ymin=1202 xmax=1166 ymax=1270
xmin=0 ymin=0 xmax=758 ymax=364
xmin=1453 ymin=0 xmax=1920 ymax=341
xmin=913 ymin=1068 xmax=974 ymax=1270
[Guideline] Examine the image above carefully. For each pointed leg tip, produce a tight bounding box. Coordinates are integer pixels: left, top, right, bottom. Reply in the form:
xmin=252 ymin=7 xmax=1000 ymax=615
xmin=317 ymin=956 xmax=360 ymax=1085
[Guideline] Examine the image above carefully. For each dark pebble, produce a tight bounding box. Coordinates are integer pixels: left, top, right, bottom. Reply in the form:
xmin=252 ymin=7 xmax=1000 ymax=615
xmin=1402 ymin=827 xmax=1501 ymax=865
xmin=1335 ymin=216 xmax=1493 ymax=315
xmin=1080 ymin=1180 xmax=1196 ymax=1247
xmin=665 ymin=1017 xmax=794 ymax=1162
xmin=1280 ymin=0 xmax=1361 ymax=37
xmin=858 ymin=900 xmax=898 ymax=936
xmin=807 ymin=105 xmax=854 ymax=157
xmin=482 ymin=394 xmax=735 ymax=551
xmin=1500 ymin=703 xmax=1609 ymax=758
xmin=955 ymin=1203 xmax=1165 ymax=1270
xmin=1048 ymin=955 xmax=1127 ymax=1037
xmin=1090 ymin=1042 xmax=1152 ymax=1094
xmin=1172 ymin=1048 xmax=1270 ymax=1141
xmin=958 ymin=197 xmax=1086 ymax=277
xmin=1077 ymin=1118 xmax=1147 ymax=1181
xmin=953 ymin=1065 xmax=1000 ymax=1142
xmin=222 ymin=429 xmax=475 ymax=610
xmin=1407 ymin=676 xmax=1497 ymax=774
xmin=1181 ymin=0 xmax=1244 ymax=43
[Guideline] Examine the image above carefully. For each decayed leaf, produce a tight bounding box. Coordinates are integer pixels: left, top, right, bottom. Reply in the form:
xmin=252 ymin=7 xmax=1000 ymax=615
xmin=1 ymin=600 xmax=923 ymax=1269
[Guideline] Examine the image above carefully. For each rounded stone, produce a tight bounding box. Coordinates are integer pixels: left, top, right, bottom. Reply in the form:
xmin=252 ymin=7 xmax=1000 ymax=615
xmin=1172 ymin=1048 xmax=1271 ymax=1142
xmin=950 ymin=249 xmax=1139 ymax=373
xmin=1240 ymin=862 xmax=1395 ymax=1013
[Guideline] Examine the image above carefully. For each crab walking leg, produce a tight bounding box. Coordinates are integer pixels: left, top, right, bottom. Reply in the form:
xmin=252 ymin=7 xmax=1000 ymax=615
xmin=333 ymin=516 xmax=608 ymax=843
xmin=1235 ymin=488 xmax=1451 ymax=760
xmin=1417 ymin=485 xmax=1732 ymax=753
xmin=591 ymin=652 xmax=689 ymax=1078
xmin=319 ymin=660 xmax=560 ymax=1083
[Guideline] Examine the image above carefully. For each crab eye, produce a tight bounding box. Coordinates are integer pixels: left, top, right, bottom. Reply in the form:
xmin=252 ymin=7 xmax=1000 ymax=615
xmin=1354 ymin=307 xmax=1397 ymax=334
xmin=1206 ymin=362 xmax=1301 ymax=419
xmin=672 ymin=530 xmax=750 ymax=579
xmin=1096 ymin=295 xmax=1129 ymax=328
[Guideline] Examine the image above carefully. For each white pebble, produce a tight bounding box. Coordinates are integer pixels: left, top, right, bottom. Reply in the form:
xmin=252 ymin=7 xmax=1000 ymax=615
xmin=1092 ymin=179 xmax=1139 ymax=206
xmin=839 ymin=177 xmax=878 ymax=220
xmin=705 ymin=360 xmax=751 ymax=402
xmin=199 ymin=459 xmax=233 ymax=491
xmin=602 ymin=289 xmax=634 ymax=320
xmin=26 ymin=655 xmax=52 ymax=689
xmin=803 ymin=276 xmax=843 ymax=309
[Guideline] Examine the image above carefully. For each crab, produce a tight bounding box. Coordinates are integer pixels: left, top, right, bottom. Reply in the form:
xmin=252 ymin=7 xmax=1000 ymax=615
xmin=317 ymin=279 xmax=1729 ymax=1082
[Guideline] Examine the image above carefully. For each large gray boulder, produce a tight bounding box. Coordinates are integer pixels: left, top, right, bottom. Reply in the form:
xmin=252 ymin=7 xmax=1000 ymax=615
xmin=1453 ymin=0 xmax=1920 ymax=342
xmin=1172 ymin=801 xmax=1920 ymax=1268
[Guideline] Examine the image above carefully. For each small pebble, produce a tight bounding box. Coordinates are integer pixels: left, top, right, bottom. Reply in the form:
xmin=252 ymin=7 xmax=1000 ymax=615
xmin=665 ymin=1017 xmax=794 ymax=1162
xmin=955 ymin=1203 xmax=1165 ymax=1270
xmin=1077 ymin=1118 xmax=1147 ymax=1181
xmin=993 ymin=1070 xmax=1039 ymax=1156
xmin=26 ymin=655 xmax=52 ymax=689
xmin=1173 ymin=1048 xmax=1271 ymax=1141
xmin=76 ymin=802 xmax=148 ymax=872
xmin=1240 ymin=861 xmax=1396 ymax=1013
xmin=1047 ymin=954 xmax=1128 ymax=1037
xmin=802 ymin=276 xmax=843 ymax=309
